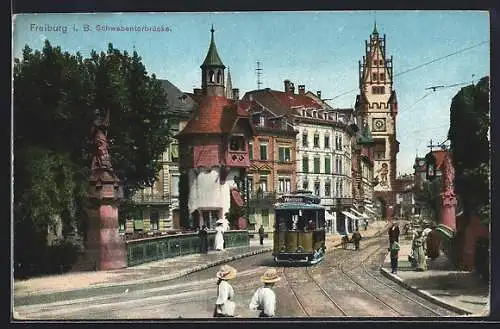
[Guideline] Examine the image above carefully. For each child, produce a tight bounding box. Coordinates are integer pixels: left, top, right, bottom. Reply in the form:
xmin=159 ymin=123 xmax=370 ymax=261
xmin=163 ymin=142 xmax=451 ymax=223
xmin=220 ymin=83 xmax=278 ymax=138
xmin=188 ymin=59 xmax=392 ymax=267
xmin=249 ymin=269 xmax=281 ymax=317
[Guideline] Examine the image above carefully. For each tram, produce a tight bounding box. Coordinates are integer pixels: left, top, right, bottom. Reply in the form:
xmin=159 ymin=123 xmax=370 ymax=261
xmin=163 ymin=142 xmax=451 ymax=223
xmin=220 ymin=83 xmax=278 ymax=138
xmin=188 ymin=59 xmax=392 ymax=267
xmin=273 ymin=191 xmax=326 ymax=265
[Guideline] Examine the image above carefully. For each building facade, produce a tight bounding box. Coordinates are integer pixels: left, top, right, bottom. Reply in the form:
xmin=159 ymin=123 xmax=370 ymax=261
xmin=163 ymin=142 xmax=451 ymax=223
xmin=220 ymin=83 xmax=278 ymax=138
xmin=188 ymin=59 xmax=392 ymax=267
xmin=176 ymin=27 xmax=253 ymax=230
xmin=123 ymin=80 xmax=197 ymax=235
xmin=244 ymin=100 xmax=298 ymax=233
xmin=355 ymin=23 xmax=400 ymax=216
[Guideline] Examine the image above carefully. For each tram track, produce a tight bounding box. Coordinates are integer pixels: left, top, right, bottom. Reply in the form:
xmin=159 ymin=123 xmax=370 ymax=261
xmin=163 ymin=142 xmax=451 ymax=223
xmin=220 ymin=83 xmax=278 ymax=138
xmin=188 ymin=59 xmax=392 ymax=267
xmin=280 ymin=265 xmax=347 ymax=317
xmin=335 ymin=232 xmax=456 ymax=316
xmin=337 ymin=242 xmax=403 ymax=316
xmin=358 ymin=241 xmax=455 ymax=316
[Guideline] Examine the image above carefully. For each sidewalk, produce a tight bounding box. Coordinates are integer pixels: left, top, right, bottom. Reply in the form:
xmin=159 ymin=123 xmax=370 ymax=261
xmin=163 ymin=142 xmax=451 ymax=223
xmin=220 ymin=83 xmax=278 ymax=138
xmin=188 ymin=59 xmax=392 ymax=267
xmin=14 ymin=239 xmax=273 ymax=297
xmin=380 ymin=236 xmax=490 ymax=316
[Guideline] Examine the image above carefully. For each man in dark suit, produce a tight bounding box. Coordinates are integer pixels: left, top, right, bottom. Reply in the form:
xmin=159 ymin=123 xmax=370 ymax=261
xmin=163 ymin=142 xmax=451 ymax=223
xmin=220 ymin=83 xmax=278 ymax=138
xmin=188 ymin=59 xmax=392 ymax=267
xmin=388 ymin=222 xmax=400 ymax=247
xmin=198 ymin=225 xmax=209 ymax=254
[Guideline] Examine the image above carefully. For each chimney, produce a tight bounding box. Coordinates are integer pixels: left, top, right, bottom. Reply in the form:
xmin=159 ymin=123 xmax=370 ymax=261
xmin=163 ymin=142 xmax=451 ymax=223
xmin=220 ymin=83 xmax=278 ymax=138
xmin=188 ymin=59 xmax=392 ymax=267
xmin=298 ymin=85 xmax=305 ymax=95
xmin=284 ymin=80 xmax=291 ymax=93
xmin=317 ymin=91 xmax=322 ymax=99
xmin=193 ymin=88 xmax=202 ymax=96
xmin=232 ymin=88 xmax=239 ymax=100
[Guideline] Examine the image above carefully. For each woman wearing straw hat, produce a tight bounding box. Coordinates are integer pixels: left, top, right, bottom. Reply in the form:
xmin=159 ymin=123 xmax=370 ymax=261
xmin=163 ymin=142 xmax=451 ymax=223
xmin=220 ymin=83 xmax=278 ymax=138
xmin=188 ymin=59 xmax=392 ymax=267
xmin=214 ymin=265 xmax=237 ymax=317
xmin=249 ymin=268 xmax=281 ymax=317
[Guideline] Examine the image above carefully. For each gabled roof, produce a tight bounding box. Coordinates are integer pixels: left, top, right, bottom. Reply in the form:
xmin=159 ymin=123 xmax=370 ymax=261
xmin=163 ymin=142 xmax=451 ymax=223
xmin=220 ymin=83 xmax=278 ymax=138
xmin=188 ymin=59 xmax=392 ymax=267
xmin=176 ymin=96 xmax=249 ymax=137
xmin=157 ymin=79 xmax=198 ymax=117
xmin=200 ymin=26 xmax=225 ymax=68
xmin=244 ymin=88 xmax=323 ymax=114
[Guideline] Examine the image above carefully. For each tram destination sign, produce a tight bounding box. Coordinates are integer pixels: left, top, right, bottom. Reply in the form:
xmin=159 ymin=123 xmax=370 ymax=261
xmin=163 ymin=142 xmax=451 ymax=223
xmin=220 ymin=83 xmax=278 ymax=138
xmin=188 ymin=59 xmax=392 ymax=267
xmin=280 ymin=195 xmax=319 ymax=204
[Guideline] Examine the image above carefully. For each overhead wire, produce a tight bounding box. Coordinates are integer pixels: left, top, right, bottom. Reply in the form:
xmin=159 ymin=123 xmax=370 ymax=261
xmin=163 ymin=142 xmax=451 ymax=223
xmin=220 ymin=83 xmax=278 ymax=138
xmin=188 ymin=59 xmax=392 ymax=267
xmin=327 ymin=40 xmax=488 ymax=102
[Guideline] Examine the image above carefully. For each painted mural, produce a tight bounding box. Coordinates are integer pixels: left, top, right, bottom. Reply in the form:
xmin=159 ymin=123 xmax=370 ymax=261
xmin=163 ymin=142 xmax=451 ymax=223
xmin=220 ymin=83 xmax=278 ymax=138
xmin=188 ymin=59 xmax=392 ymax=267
xmin=374 ymin=161 xmax=390 ymax=191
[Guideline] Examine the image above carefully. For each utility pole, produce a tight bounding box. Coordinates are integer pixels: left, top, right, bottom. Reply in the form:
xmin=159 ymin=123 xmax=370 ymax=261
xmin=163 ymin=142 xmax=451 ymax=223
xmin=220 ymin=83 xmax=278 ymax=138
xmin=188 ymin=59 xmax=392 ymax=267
xmin=256 ymin=61 xmax=263 ymax=90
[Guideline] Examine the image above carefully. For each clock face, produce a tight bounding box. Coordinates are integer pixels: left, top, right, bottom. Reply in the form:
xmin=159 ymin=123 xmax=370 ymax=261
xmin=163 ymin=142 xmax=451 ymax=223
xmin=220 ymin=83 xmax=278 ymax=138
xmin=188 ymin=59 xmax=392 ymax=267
xmin=372 ymin=118 xmax=386 ymax=132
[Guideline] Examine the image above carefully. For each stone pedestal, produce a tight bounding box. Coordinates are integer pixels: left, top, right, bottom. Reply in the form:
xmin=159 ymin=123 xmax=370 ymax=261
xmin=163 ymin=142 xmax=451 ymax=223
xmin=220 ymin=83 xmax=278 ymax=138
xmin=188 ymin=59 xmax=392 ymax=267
xmin=85 ymin=168 xmax=126 ymax=271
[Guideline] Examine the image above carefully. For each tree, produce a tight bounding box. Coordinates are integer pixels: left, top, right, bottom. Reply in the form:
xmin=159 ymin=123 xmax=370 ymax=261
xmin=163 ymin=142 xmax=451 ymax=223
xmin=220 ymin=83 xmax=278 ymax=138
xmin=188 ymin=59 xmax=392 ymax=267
xmin=448 ymin=76 xmax=490 ymax=224
xmin=13 ymin=40 xmax=169 ymax=273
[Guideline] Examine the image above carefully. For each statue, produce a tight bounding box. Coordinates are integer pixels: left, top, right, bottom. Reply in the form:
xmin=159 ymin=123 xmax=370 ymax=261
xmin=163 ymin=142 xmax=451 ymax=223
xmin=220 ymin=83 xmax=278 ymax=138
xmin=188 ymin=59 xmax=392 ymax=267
xmin=91 ymin=109 xmax=113 ymax=171
xmin=376 ymin=163 xmax=389 ymax=187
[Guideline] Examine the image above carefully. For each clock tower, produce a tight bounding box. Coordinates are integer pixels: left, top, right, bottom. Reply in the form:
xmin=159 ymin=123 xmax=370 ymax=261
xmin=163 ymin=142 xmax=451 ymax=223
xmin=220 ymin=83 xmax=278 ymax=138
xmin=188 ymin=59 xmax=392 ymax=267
xmin=355 ymin=22 xmax=400 ymax=211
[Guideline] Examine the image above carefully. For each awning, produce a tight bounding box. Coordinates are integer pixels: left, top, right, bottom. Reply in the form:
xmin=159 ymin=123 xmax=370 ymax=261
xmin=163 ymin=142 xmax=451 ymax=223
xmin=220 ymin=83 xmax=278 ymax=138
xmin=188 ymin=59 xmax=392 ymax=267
xmin=350 ymin=208 xmax=369 ymax=219
xmin=365 ymin=207 xmax=377 ymax=215
xmin=341 ymin=211 xmax=360 ymax=221
xmin=231 ymin=189 xmax=244 ymax=207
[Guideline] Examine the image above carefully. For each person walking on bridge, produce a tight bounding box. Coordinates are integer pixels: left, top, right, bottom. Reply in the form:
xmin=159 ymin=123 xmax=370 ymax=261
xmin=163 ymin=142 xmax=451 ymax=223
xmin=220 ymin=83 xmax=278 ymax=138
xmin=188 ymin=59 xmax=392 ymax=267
xmin=249 ymin=268 xmax=281 ymax=317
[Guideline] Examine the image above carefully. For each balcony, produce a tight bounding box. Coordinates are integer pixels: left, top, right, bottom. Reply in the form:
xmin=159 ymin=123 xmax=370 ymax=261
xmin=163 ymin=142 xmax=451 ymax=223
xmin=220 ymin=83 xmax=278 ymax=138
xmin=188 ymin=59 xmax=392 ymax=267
xmin=132 ymin=193 xmax=171 ymax=205
xmin=248 ymin=191 xmax=277 ymax=206
xmin=226 ymin=150 xmax=250 ymax=167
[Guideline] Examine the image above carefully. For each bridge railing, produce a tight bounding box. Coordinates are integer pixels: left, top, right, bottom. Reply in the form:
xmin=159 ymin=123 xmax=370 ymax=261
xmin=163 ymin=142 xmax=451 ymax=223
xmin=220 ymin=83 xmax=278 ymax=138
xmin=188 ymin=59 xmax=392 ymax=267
xmin=125 ymin=230 xmax=250 ymax=267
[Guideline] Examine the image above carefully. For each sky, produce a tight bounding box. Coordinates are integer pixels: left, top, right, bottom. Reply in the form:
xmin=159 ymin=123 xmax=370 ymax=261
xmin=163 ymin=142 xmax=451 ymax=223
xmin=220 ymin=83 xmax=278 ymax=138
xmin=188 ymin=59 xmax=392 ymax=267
xmin=12 ymin=11 xmax=490 ymax=175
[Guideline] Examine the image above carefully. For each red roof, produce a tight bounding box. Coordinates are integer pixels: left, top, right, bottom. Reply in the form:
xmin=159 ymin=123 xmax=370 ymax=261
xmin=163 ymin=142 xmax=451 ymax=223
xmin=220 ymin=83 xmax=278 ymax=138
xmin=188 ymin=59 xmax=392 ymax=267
xmin=432 ymin=150 xmax=448 ymax=170
xmin=177 ymin=96 xmax=249 ymax=136
xmin=268 ymin=90 xmax=322 ymax=109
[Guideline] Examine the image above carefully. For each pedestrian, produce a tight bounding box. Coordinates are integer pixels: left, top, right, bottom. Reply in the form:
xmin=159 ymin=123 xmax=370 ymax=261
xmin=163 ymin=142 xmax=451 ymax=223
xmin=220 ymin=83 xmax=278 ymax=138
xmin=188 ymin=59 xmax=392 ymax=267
xmin=213 ymin=265 xmax=237 ymax=317
xmin=214 ymin=222 xmax=225 ymax=251
xmin=390 ymin=241 xmax=400 ymax=274
xmin=352 ymin=229 xmax=362 ymax=251
xmin=249 ymin=268 xmax=281 ymax=317
xmin=258 ymin=225 xmax=265 ymax=245
xmin=363 ymin=219 xmax=368 ymax=230
xmin=388 ymin=222 xmax=400 ymax=247
xmin=413 ymin=232 xmax=427 ymax=271
xmin=198 ymin=225 xmax=209 ymax=254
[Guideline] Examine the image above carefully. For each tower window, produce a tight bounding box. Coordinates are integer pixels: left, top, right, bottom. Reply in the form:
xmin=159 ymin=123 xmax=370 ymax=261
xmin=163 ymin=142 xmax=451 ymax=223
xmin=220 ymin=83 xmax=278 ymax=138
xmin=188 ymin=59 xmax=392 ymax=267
xmin=209 ymin=70 xmax=214 ymax=83
xmin=373 ymin=60 xmax=377 ymax=66
xmin=380 ymin=73 xmax=385 ymax=80
xmin=379 ymin=60 xmax=384 ymax=65
xmin=381 ymin=86 xmax=385 ymax=94
xmin=216 ymin=70 xmax=222 ymax=83
xmin=372 ymin=73 xmax=378 ymax=81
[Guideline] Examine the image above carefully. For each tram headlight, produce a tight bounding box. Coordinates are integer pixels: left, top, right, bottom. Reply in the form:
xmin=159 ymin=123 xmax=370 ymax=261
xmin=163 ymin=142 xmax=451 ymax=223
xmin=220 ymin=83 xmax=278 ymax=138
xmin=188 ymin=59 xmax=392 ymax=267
xmin=280 ymin=245 xmax=286 ymax=252
xmin=296 ymin=246 xmax=304 ymax=252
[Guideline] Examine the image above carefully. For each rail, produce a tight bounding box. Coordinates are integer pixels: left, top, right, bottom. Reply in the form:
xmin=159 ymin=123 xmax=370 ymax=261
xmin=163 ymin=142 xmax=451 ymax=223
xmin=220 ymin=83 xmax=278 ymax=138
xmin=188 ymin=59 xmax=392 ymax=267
xmin=125 ymin=230 xmax=250 ymax=267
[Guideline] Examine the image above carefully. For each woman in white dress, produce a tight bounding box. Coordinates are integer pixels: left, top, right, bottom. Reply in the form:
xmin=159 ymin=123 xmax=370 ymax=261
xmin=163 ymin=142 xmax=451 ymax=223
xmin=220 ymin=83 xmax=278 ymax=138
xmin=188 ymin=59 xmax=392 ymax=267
xmin=214 ymin=222 xmax=225 ymax=251
xmin=213 ymin=265 xmax=237 ymax=317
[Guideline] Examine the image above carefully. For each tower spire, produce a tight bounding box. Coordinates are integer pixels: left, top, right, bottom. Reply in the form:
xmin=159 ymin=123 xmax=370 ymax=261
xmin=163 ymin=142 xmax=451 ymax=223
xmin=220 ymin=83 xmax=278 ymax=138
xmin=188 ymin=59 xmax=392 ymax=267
xmin=200 ymin=25 xmax=226 ymax=97
xmin=225 ymin=67 xmax=233 ymax=99
xmin=372 ymin=19 xmax=378 ymax=35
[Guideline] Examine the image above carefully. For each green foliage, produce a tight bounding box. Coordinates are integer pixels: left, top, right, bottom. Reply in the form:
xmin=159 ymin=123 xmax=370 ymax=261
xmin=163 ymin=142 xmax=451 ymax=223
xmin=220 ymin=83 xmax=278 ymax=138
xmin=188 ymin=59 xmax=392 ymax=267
xmin=448 ymin=76 xmax=490 ymax=223
xmin=14 ymin=40 xmax=170 ymax=272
